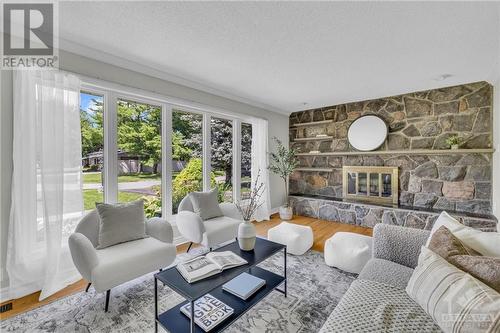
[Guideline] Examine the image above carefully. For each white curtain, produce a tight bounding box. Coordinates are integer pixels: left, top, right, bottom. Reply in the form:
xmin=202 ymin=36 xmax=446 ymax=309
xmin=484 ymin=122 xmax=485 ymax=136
xmin=251 ymin=118 xmax=271 ymax=221
xmin=7 ymin=70 xmax=83 ymax=300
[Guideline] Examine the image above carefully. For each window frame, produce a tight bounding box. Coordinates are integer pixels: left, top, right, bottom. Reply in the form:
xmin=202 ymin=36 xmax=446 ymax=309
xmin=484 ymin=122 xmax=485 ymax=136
xmin=80 ymin=76 xmax=255 ymax=222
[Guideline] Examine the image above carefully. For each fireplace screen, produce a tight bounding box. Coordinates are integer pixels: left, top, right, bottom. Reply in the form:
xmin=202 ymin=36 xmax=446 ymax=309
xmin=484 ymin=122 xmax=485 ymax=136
xmin=343 ymin=166 xmax=398 ymax=204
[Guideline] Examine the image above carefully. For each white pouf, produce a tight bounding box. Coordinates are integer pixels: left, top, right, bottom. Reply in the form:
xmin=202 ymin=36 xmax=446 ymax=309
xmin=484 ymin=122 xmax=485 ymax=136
xmin=324 ymin=232 xmax=373 ymax=274
xmin=267 ymin=222 xmax=313 ymax=255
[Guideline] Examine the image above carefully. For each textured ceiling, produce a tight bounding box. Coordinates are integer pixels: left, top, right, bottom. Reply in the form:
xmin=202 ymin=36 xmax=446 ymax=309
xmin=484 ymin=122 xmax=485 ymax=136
xmin=59 ymin=1 xmax=500 ymax=114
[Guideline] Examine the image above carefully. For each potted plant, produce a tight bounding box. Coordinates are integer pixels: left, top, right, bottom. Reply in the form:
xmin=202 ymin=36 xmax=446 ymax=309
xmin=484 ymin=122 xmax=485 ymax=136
xmin=235 ymin=170 xmax=265 ymax=251
xmin=268 ymin=137 xmax=298 ymax=220
xmin=445 ymin=135 xmax=463 ymax=150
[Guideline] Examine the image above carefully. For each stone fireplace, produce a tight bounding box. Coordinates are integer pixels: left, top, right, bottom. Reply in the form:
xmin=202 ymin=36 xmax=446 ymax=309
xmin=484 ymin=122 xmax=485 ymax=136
xmin=288 ymin=81 xmax=497 ymax=231
xmin=343 ymin=166 xmax=398 ymax=204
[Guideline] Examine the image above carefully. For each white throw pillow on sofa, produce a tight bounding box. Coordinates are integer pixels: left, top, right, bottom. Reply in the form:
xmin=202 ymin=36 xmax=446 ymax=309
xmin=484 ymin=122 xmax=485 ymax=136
xmin=406 ymin=246 xmax=500 ymax=333
xmin=427 ymin=211 xmax=500 ymax=257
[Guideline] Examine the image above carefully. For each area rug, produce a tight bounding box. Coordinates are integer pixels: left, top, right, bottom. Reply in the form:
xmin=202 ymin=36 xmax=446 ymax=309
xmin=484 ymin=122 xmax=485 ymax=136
xmin=1 ymin=248 xmax=356 ymax=333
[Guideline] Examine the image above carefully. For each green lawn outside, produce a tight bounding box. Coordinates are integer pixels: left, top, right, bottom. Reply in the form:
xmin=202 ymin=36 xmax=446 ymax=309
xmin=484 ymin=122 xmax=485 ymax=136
xmin=83 ymin=173 xmax=102 ymax=184
xmin=83 ymin=172 xmax=161 ymax=184
xmin=83 ymin=190 xmax=104 ymax=210
xmin=83 ymin=189 xmax=155 ymax=210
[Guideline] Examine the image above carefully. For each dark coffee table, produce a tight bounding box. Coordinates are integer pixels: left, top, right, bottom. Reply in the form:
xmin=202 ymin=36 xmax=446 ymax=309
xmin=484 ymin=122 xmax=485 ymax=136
xmin=154 ymin=237 xmax=287 ymax=333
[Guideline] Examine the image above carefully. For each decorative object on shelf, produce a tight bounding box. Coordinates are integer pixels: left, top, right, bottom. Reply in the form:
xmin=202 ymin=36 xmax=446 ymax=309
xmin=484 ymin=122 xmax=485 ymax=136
xmin=316 ymin=134 xmax=328 ymax=137
xmin=347 ymin=115 xmax=388 ymax=151
xmin=445 ymin=135 xmax=463 ymax=150
xmin=268 ymin=137 xmax=299 ymax=220
xmin=235 ymin=170 xmax=265 ymax=250
xmin=309 ymin=150 xmax=321 ymax=154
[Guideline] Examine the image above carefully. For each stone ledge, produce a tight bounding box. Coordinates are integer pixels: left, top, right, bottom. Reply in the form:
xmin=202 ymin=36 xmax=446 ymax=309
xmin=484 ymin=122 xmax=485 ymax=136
xmin=289 ymin=194 xmax=497 ymax=232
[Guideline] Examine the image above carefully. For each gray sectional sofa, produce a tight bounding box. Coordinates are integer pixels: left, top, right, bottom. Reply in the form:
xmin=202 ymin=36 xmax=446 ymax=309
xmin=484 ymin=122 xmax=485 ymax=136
xmin=320 ymin=224 xmax=443 ymax=332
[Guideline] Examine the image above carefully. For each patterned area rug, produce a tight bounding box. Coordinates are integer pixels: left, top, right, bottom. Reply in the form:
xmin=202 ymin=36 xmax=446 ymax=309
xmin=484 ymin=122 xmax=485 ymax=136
xmin=1 ymin=247 xmax=356 ymax=333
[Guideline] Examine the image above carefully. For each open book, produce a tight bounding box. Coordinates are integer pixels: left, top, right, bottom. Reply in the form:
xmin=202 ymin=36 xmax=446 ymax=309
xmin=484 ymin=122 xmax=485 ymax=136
xmin=176 ymin=251 xmax=248 ymax=283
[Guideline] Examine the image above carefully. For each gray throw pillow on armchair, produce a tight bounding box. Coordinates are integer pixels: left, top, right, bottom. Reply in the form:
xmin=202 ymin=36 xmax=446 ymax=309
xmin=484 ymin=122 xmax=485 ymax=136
xmin=95 ymin=199 xmax=147 ymax=249
xmin=189 ymin=189 xmax=223 ymax=220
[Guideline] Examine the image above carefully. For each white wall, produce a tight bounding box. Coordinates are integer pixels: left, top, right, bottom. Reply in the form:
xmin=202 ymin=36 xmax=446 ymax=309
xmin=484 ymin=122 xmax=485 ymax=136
xmin=0 ymin=51 xmax=289 ymax=290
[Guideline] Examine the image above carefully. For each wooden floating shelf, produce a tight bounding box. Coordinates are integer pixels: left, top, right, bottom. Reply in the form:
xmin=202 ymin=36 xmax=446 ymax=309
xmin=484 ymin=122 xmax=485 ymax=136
xmin=294 ymin=167 xmax=334 ymax=172
xmin=295 ymin=148 xmax=495 ymax=157
xmin=290 ymin=120 xmax=333 ymax=127
xmin=292 ymin=136 xmax=333 ymax=142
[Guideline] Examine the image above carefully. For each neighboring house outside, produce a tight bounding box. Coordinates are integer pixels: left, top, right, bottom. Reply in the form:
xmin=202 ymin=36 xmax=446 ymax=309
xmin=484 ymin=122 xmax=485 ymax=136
xmin=82 ymin=150 xmax=186 ymax=174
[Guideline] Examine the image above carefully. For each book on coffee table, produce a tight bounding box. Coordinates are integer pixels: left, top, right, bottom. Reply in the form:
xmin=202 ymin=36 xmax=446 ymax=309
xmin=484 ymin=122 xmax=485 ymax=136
xmin=180 ymin=294 xmax=233 ymax=332
xmin=176 ymin=251 xmax=248 ymax=283
xmin=222 ymin=272 xmax=266 ymax=300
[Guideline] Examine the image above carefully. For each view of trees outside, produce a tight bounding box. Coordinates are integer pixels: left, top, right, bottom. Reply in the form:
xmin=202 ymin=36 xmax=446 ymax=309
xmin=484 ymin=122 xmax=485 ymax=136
xmin=80 ymin=93 xmax=252 ymax=217
xmin=211 ymin=117 xmax=233 ymax=202
xmin=241 ymin=123 xmax=252 ymax=200
xmin=116 ymin=99 xmax=162 ymax=217
xmin=172 ymin=110 xmax=204 ymax=214
xmin=80 ymin=92 xmax=104 ymax=209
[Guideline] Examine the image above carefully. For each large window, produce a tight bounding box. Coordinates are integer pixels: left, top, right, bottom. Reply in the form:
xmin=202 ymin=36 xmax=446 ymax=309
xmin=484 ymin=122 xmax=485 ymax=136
xmin=116 ymin=99 xmax=162 ymax=217
xmin=80 ymin=80 xmax=257 ymax=221
xmin=171 ymin=109 xmax=203 ymax=214
xmin=211 ymin=117 xmax=233 ymax=203
xmin=80 ymin=92 xmax=104 ymax=210
xmin=241 ymin=122 xmax=252 ymax=200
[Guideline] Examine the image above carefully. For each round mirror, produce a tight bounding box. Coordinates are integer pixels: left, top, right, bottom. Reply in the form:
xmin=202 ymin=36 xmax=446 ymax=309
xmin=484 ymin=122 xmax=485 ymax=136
xmin=347 ymin=115 xmax=387 ymax=151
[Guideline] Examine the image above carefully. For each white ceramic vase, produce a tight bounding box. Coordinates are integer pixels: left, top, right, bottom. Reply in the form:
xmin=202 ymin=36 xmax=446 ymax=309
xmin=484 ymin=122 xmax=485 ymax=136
xmin=279 ymin=206 xmax=293 ymax=220
xmin=238 ymin=220 xmax=256 ymax=251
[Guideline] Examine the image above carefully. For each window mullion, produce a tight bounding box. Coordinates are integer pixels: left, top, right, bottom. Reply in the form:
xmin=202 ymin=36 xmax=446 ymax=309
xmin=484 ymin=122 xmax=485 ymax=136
xmin=104 ymin=91 xmax=118 ymax=203
xmin=163 ymin=104 xmax=173 ymax=219
xmin=202 ymin=114 xmax=211 ymax=191
xmin=233 ymin=119 xmax=241 ymax=202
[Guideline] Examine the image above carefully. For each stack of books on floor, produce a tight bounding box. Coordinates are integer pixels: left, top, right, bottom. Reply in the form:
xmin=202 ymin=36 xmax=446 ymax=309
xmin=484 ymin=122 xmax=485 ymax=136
xmin=222 ymin=272 xmax=266 ymax=300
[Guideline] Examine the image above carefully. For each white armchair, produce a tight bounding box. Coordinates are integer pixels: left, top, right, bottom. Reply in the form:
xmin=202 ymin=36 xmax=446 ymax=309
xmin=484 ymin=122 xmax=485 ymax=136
xmin=177 ymin=195 xmax=243 ymax=252
xmin=68 ymin=210 xmax=176 ymax=312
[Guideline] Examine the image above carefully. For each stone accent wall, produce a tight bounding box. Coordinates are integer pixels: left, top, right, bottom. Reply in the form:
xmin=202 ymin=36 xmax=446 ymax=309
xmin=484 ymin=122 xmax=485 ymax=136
xmin=289 ymin=82 xmax=494 ymax=216
xmin=291 ymin=153 xmax=492 ymax=215
xmin=290 ymin=196 xmax=497 ymax=232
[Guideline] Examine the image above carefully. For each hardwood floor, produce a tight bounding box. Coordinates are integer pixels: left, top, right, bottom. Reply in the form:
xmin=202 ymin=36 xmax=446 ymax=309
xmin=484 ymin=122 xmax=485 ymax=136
xmin=0 ymin=214 xmax=371 ymax=320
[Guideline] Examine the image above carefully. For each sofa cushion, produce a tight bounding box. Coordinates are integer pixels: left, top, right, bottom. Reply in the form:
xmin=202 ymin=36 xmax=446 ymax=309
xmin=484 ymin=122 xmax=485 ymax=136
xmin=429 ymin=226 xmax=500 ymax=292
xmin=201 ymin=216 xmax=240 ymax=247
xmin=92 ymin=237 xmax=176 ymax=292
xmin=427 ymin=211 xmax=500 ymax=257
xmin=95 ymin=199 xmax=147 ymax=249
xmin=189 ymin=189 xmax=223 ymax=220
xmin=319 ymin=279 xmax=441 ymax=333
xmin=358 ymin=258 xmax=414 ymax=290
xmin=406 ymin=246 xmax=500 ymax=333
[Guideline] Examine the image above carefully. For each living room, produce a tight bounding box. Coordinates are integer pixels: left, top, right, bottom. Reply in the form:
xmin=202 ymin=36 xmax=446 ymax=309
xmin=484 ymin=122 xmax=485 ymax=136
xmin=0 ymin=1 xmax=499 ymax=332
